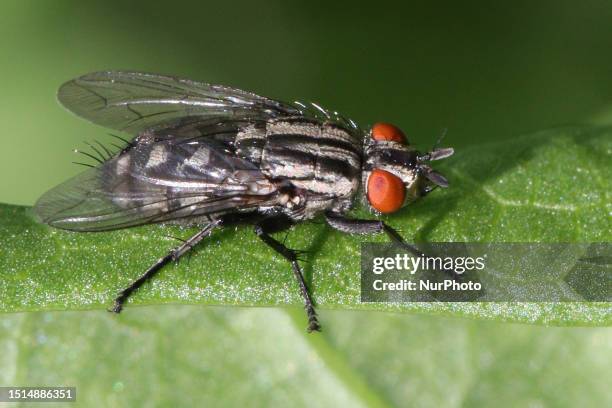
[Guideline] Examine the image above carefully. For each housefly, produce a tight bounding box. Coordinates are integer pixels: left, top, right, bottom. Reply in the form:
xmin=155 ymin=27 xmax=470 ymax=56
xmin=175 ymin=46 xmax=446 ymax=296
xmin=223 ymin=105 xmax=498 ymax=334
xmin=34 ymin=71 xmax=454 ymax=332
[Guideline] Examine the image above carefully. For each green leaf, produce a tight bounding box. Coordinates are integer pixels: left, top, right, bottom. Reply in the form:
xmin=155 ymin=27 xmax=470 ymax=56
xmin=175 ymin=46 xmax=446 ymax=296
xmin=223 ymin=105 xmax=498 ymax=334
xmin=0 ymin=126 xmax=610 ymax=325
xmin=2 ymin=306 xmax=611 ymax=407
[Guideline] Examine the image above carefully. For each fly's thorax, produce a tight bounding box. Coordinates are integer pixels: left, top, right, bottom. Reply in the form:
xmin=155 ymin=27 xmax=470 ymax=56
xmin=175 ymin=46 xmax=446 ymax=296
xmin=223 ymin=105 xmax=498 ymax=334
xmin=236 ymin=117 xmax=363 ymax=218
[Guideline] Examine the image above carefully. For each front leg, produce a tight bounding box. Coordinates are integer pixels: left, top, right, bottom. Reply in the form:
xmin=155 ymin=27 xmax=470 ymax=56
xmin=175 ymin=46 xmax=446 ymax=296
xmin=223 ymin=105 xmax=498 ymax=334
xmin=324 ymin=211 xmax=426 ymax=258
xmin=325 ymin=212 xmax=463 ymax=277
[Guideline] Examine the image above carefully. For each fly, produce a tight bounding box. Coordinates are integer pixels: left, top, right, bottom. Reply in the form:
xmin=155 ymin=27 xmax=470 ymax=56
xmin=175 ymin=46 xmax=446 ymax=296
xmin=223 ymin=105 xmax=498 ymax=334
xmin=34 ymin=71 xmax=454 ymax=332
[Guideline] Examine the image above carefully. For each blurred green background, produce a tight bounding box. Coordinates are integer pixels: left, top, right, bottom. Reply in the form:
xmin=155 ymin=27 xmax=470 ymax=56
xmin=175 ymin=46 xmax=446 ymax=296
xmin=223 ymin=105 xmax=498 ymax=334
xmin=0 ymin=1 xmax=611 ymax=406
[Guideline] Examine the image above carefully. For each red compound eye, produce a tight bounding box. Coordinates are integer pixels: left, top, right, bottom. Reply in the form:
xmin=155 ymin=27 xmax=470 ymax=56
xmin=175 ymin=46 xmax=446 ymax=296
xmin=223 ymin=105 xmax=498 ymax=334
xmin=371 ymin=122 xmax=406 ymax=143
xmin=367 ymin=169 xmax=405 ymax=213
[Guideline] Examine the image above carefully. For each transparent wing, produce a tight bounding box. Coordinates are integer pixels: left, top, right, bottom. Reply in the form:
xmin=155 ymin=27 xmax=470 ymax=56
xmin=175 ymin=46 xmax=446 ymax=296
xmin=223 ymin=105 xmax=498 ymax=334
xmin=34 ymin=138 xmax=278 ymax=231
xmin=57 ymin=71 xmax=302 ymax=134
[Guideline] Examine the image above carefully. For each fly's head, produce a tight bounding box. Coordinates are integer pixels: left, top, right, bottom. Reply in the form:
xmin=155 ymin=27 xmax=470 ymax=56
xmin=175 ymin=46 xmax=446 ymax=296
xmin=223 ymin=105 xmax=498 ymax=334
xmin=362 ymin=123 xmax=454 ymax=214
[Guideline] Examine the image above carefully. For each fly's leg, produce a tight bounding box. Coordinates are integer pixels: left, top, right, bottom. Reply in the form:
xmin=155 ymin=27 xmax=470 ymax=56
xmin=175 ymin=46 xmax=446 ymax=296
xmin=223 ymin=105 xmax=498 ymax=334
xmin=109 ymin=219 xmax=223 ymax=313
xmin=325 ymin=211 xmax=426 ymax=258
xmin=254 ymin=217 xmax=321 ymax=333
xmin=325 ymin=212 xmax=462 ymax=276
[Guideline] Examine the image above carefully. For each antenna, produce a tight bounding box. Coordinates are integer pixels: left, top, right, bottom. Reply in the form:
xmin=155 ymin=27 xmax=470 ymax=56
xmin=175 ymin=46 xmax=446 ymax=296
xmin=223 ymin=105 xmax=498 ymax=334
xmin=417 ymin=129 xmax=454 ymax=162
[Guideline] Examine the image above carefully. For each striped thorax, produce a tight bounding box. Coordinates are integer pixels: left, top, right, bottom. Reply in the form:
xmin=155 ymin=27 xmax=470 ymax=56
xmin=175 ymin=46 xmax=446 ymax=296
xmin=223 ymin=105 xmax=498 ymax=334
xmin=235 ymin=117 xmax=362 ymax=219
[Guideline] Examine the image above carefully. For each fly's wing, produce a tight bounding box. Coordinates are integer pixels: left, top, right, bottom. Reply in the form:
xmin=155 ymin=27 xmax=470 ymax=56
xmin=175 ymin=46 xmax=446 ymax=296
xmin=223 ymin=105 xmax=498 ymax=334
xmin=34 ymin=138 xmax=278 ymax=231
xmin=57 ymin=71 xmax=303 ymax=135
